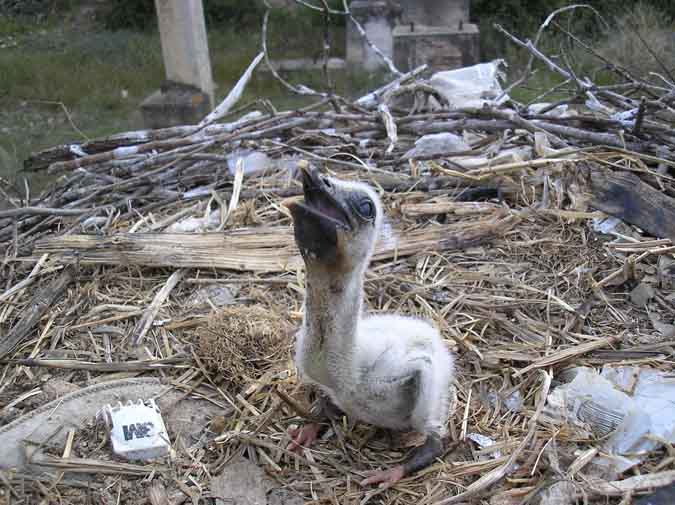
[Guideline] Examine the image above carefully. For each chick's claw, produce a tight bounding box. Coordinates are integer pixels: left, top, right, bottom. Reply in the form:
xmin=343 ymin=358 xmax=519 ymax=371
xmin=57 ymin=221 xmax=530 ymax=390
xmin=360 ymin=465 xmax=405 ymax=487
xmin=287 ymin=422 xmax=322 ymax=453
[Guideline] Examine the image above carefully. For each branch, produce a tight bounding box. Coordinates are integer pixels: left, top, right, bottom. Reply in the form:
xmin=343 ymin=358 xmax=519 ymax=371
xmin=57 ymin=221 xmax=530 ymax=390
xmin=496 ymin=4 xmax=608 ymax=101
xmin=628 ymin=19 xmax=675 ymax=84
xmin=197 ymin=52 xmax=264 ymax=128
xmin=341 ymin=0 xmax=401 ymax=76
xmin=261 ymin=9 xmax=327 ymax=98
xmin=355 ymin=64 xmax=427 ymax=109
xmin=318 ymin=0 xmax=335 ymax=95
xmin=292 ymin=0 xmax=347 ymax=15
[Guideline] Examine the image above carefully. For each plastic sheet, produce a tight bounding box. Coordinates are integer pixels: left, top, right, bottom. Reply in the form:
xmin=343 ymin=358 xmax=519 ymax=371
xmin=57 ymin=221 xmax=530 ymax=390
xmin=429 ymin=60 xmax=508 ymax=109
xmin=546 ymin=366 xmax=675 ymax=473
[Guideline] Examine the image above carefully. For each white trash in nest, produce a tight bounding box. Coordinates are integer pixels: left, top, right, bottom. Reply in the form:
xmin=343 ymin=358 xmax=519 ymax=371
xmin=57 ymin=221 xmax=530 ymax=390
xmin=467 ymin=432 xmax=502 ymax=459
xmin=227 ymin=150 xmax=273 ymax=177
xmin=546 ymin=366 xmax=675 ymax=474
xmin=429 ymin=60 xmax=508 ymax=109
xmin=167 ymin=210 xmax=221 ymax=233
xmin=402 ymin=132 xmax=470 ymax=159
xmin=102 ymin=399 xmax=170 ymax=461
xmin=592 ymin=216 xmax=622 ymax=235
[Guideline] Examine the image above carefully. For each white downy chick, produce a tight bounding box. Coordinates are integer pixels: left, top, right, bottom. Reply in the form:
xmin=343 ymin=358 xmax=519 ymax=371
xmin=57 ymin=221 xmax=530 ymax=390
xmin=285 ymin=162 xmax=456 ymax=486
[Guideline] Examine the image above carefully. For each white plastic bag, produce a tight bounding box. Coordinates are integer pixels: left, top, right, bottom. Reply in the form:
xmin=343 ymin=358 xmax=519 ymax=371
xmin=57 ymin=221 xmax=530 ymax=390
xmin=546 ymin=366 xmax=675 ymax=473
xmin=429 ymin=60 xmax=508 ymax=109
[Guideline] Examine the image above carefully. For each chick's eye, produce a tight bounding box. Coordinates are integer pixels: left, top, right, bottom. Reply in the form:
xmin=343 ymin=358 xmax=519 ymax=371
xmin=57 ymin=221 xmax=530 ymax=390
xmin=357 ymin=199 xmax=374 ymax=218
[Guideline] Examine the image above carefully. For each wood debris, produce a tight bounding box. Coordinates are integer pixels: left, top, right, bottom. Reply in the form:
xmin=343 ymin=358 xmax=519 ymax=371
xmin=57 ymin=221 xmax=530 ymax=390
xmin=1 ymin=5 xmax=675 ymax=504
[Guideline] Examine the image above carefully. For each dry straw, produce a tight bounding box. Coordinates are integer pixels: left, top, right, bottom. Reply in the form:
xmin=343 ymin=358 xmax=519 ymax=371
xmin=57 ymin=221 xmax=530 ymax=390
xmin=1 ymin=4 xmax=675 ymax=504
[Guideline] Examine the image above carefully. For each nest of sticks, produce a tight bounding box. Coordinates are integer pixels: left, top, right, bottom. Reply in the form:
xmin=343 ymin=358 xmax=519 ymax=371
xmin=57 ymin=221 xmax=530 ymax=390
xmin=1 ymin=5 xmax=675 ymax=504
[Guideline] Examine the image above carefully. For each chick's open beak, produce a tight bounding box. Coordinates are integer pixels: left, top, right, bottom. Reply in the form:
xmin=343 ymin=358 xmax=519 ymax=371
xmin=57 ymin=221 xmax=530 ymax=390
xmin=286 ymin=162 xmax=352 ymax=263
xmin=288 ymin=162 xmax=352 ymax=231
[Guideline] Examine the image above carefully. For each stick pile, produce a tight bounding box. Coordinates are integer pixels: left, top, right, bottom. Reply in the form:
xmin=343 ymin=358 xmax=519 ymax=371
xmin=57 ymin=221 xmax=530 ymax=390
xmin=1 ymin=5 xmax=675 ymax=504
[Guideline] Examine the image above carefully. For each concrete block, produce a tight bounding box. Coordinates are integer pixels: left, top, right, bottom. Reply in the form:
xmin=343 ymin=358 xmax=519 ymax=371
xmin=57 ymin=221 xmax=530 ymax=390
xmin=393 ymin=23 xmax=480 ymax=73
xmin=397 ymin=0 xmax=470 ymax=27
xmin=140 ymin=82 xmax=211 ymax=129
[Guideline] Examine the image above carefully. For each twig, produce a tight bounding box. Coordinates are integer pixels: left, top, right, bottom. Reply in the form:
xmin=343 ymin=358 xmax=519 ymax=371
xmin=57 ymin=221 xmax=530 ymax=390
xmin=274 ymin=388 xmax=316 ymax=420
xmin=341 ymin=0 xmax=401 ymax=76
xmin=0 ymin=265 xmax=76 ymax=360
xmin=318 ymin=0 xmax=334 ymax=95
xmin=26 ymin=100 xmax=90 ymax=142
xmin=1 ymin=356 xmax=190 ymax=372
xmin=131 ymin=269 xmax=185 ymax=346
xmin=0 ymin=254 xmax=49 ymax=303
xmin=513 ymin=335 xmax=620 ymax=377
xmin=378 ymin=103 xmax=398 ymax=154
xmin=355 ymin=65 xmax=427 ymax=109
xmin=197 ymin=52 xmax=265 ymax=128
xmin=628 ymin=19 xmax=675 ymax=84
xmin=496 ymin=4 xmax=608 ymax=101
xmin=261 ymin=10 xmax=326 ymax=98
xmin=437 ymin=371 xmax=552 ymax=504
xmin=633 ymin=96 xmax=647 ymax=136
xmin=0 ymin=206 xmax=111 ymax=219
xmin=292 ymin=0 xmax=347 ymax=15
xmin=30 ymin=455 xmax=163 ymax=475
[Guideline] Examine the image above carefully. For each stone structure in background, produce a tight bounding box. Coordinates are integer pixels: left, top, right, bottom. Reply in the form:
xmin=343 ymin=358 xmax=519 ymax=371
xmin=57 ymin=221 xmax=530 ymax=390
xmin=140 ymin=0 xmax=214 ymax=128
xmin=346 ymin=0 xmax=480 ymax=73
xmin=345 ymin=1 xmax=399 ymax=72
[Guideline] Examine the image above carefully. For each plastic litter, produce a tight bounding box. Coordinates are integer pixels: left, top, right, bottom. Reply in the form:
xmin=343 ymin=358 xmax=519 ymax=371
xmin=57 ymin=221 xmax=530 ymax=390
xmin=467 ymin=432 xmax=502 ymax=459
xmin=402 ymin=132 xmax=470 ymax=159
xmin=592 ymin=216 xmax=622 ymax=235
xmin=102 ymin=398 xmax=170 ymax=461
xmin=227 ymin=150 xmax=273 ymax=177
xmin=546 ymin=366 xmax=675 ymax=474
xmin=487 ymin=389 xmax=524 ymax=413
xmin=429 ymin=60 xmax=508 ymax=109
xmin=167 ymin=210 xmax=220 ymax=233
xmin=188 ymin=285 xmax=237 ymax=308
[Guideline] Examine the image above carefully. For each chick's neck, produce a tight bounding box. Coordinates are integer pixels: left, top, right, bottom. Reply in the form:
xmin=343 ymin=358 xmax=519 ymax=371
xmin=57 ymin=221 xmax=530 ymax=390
xmin=303 ymin=262 xmax=366 ymax=359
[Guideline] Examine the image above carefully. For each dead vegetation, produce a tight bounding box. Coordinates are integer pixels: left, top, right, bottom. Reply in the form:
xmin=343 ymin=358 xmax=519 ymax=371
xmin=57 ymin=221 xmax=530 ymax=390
xmin=1 ymin=4 xmax=675 ymax=505
xmin=198 ymin=304 xmax=293 ymax=386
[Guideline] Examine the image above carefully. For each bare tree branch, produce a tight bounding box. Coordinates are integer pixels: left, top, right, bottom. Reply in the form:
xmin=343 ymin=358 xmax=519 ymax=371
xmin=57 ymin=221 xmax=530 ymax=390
xmin=261 ymin=9 xmax=327 ymax=98
xmin=341 ymin=0 xmax=401 ymax=76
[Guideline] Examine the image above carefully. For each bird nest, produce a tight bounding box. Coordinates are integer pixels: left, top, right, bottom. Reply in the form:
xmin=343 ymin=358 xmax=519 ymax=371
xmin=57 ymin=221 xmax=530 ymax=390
xmin=2 ymin=6 xmax=675 ymax=503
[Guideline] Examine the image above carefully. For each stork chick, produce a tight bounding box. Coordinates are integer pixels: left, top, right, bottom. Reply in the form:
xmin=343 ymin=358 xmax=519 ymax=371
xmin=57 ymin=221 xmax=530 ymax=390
xmin=284 ymin=163 xmax=455 ymax=487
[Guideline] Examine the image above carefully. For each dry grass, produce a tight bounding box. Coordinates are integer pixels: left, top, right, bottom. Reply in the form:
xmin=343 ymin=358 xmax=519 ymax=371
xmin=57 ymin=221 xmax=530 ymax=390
xmin=197 ymin=304 xmax=294 ymax=388
xmin=1 ymin=157 xmax=674 ymax=503
xmin=1 ymin=43 xmax=674 ymax=501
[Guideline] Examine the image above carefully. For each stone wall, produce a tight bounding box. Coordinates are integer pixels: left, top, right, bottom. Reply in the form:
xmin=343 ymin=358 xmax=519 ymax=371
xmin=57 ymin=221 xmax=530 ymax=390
xmin=396 ymin=0 xmax=470 ymax=27
xmin=347 ymin=0 xmax=479 ymax=73
xmin=393 ymin=24 xmax=479 ymax=72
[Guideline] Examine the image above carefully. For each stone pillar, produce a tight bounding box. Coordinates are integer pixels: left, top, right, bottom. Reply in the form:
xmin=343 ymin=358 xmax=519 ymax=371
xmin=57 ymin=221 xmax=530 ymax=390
xmin=346 ymin=1 xmax=395 ymax=72
xmin=155 ymin=0 xmax=214 ymax=105
xmin=140 ymin=0 xmax=215 ymax=128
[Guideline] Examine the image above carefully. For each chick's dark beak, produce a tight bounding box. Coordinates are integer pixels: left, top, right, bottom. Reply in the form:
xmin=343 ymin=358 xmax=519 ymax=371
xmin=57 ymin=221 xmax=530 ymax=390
xmin=288 ymin=162 xmax=352 ymax=263
xmin=298 ymin=161 xmax=317 ymax=195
